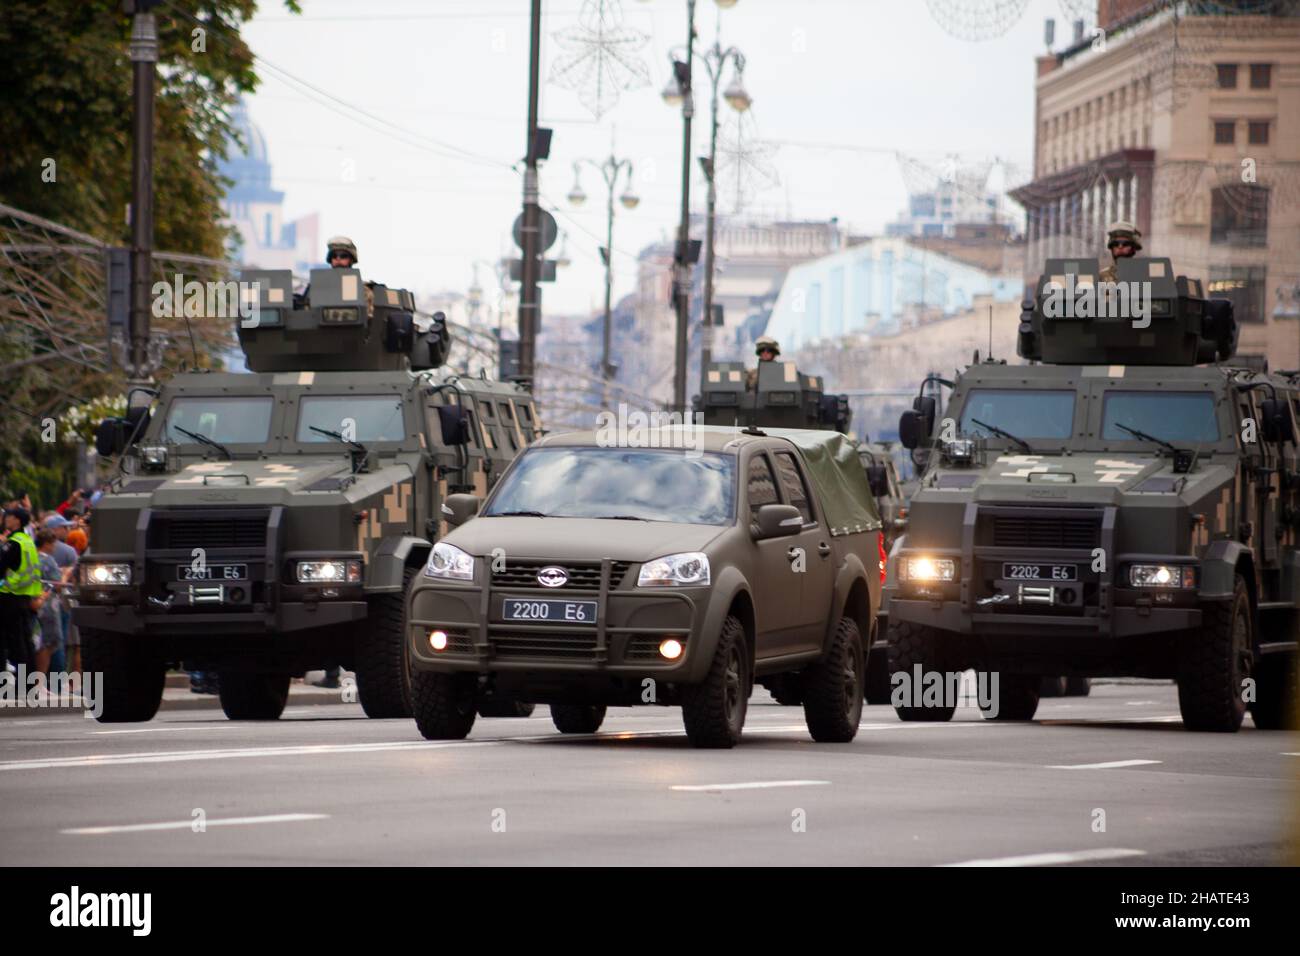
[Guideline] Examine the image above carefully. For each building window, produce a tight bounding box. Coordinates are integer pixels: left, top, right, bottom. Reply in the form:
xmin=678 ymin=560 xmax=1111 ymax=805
xmin=1249 ymin=63 xmax=1271 ymax=89
xmin=1210 ymin=184 xmax=1269 ymax=247
xmin=1208 ymin=265 xmax=1267 ymax=323
xmin=1248 ymin=121 xmax=1269 ymax=145
xmin=1216 ymin=63 xmax=1238 ymax=89
xmin=1214 ymin=121 xmax=1235 ymax=145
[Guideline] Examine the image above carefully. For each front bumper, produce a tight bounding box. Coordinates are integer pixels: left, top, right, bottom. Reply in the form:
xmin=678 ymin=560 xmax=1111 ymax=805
xmin=408 ymin=558 xmax=714 ymax=681
xmin=73 ymin=599 xmax=368 ymax=637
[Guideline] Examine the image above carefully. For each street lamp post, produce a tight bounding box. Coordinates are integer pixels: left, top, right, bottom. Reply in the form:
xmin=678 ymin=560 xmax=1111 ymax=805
xmin=698 ymin=37 xmax=750 ymax=371
xmin=568 ymin=156 xmax=638 ymax=405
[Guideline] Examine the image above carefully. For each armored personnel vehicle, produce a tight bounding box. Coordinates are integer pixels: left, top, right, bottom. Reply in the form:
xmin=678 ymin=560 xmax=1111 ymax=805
xmin=885 ymin=257 xmax=1299 ymax=730
xmin=77 ymin=267 xmax=539 ymax=722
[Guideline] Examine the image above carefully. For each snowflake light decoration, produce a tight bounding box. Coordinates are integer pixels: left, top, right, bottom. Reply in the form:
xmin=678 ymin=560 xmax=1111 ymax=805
xmin=550 ymin=0 xmax=651 ymax=120
xmin=715 ymin=114 xmax=780 ymax=214
xmin=925 ymin=0 xmax=1031 ymax=42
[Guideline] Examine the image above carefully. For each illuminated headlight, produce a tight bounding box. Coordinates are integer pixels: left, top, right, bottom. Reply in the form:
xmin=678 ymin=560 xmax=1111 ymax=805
xmin=638 ymin=552 xmax=710 ymax=587
xmin=138 ymin=445 xmax=169 ymax=471
xmin=296 ymin=559 xmax=362 ymax=584
xmin=1129 ymin=564 xmax=1196 ymax=589
xmin=899 ymin=556 xmax=956 ymax=582
xmin=941 ymin=439 xmax=975 ymax=463
xmin=83 ymin=563 xmax=132 ymax=586
xmin=425 ymin=542 xmax=475 ymax=581
xmin=321 ymin=306 xmax=360 ymax=325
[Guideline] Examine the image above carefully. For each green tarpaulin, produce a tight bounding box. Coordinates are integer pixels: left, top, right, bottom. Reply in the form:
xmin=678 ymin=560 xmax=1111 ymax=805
xmin=766 ymin=428 xmax=882 ymax=536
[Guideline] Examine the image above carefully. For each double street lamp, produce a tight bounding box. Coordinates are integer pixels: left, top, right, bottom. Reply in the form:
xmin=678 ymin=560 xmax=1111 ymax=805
xmin=568 ymin=155 xmax=639 ymax=393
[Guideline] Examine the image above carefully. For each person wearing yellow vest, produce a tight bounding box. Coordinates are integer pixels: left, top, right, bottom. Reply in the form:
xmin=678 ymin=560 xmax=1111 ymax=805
xmin=1 ymin=506 xmax=40 ymax=671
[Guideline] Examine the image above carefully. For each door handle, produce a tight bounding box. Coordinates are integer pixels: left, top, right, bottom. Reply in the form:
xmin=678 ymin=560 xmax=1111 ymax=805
xmin=817 ymin=543 xmax=831 ymax=557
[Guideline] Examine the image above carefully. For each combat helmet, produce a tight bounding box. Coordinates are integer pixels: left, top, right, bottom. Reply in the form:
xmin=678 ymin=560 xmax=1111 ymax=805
xmin=1106 ymin=221 xmax=1142 ymax=253
xmin=755 ymin=335 xmax=781 ymax=358
xmin=326 ymin=235 xmax=359 ymax=264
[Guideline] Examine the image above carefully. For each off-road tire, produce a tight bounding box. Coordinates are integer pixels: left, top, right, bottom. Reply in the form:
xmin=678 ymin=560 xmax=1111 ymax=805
xmin=981 ymin=672 xmax=1040 ymax=721
xmin=801 ymin=617 xmax=864 ymax=743
xmin=886 ymin=621 xmax=956 ymax=722
xmin=479 ymin=699 xmax=537 ymax=718
xmin=81 ymin=628 xmax=165 ymax=723
xmin=549 ymin=704 xmax=606 ymax=733
xmin=411 ymin=670 xmax=477 ymax=740
xmin=1064 ymin=676 xmax=1092 ymax=697
xmin=355 ymin=567 xmax=415 ymax=719
xmin=864 ymin=638 xmax=893 ymax=705
xmin=681 ymin=614 xmax=750 ymax=748
xmin=1177 ymin=576 xmax=1251 ymax=733
xmin=1248 ymin=651 xmax=1298 ymax=731
xmin=218 ymin=672 xmax=290 ymax=720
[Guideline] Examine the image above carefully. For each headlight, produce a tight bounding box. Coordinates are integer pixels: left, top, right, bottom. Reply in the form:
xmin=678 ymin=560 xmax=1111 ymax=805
xmin=1129 ymin=564 xmax=1196 ymax=589
xmin=899 ymin=556 xmax=956 ymax=582
xmin=941 ymin=439 xmax=975 ymax=464
xmin=138 ymin=445 xmax=169 ymax=472
xmin=296 ymin=559 xmax=362 ymax=584
xmin=425 ymin=542 xmax=475 ymax=581
xmin=638 ymin=552 xmax=710 ymax=587
xmin=83 ymin=563 xmax=132 ymax=586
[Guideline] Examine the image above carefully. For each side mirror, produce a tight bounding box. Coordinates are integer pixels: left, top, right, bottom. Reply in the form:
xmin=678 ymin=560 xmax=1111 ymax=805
xmin=865 ymin=463 xmax=889 ymax=498
xmin=94 ymin=418 xmax=128 ymax=457
xmin=442 ymin=493 xmax=481 ymax=528
xmin=899 ymin=410 xmax=928 ymax=450
xmin=1261 ymin=397 xmax=1295 ymax=444
xmin=437 ymin=404 xmax=471 ymax=446
xmin=753 ymin=503 xmax=803 ymax=540
xmin=384 ymin=311 xmax=414 ymax=352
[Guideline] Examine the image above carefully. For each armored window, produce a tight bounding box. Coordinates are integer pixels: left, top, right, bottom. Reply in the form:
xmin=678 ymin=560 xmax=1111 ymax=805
xmin=480 ymin=401 xmax=495 ymax=419
xmin=1210 ymin=184 xmax=1269 ymax=247
xmin=1101 ymin=392 xmax=1219 ymax=444
xmin=164 ymin=396 xmax=274 ymax=446
xmin=500 ymin=402 xmax=515 ymax=421
xmin=1216 ymin=64 xmax=1237 ymax=89
xmin=958 ymin=390 xmax=1076 ymax=440
xmin=746 ymin=456 xmax=779 ymax=520
xmin=774 ymin=452 xmax=814 ymax=525
xmin=1249 ymin=63 xmax=1271 ymax=89
xmin=1214 ymin=121 xmax=1235 ymax=145
xmin=297 ymin=396 xmax=405 ymax=443
xmin=1248 ymin=120 xmax=1269 ymax=145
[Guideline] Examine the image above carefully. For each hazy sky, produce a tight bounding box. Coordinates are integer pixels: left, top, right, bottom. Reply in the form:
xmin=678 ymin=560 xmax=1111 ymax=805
xmin=240 ymin=0 xmax=1080 ymax=315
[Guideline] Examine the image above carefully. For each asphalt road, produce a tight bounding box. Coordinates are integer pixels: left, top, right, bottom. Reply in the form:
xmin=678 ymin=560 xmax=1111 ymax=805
xmin=2 ymin=682 xmax=1296 ymax=866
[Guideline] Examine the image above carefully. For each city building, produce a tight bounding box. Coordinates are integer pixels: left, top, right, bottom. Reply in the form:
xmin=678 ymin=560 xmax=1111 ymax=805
xmin=1010 ymin=1 xmax=1300 ymax=365
xmin=218 ymin=101 xmax=319 ymax=278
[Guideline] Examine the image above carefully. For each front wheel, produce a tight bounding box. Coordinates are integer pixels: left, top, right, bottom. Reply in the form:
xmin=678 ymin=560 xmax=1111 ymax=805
xmin=81 ymin=628 xmax=165 ymax=723
xmin=550 ymin=704 xmax=606 ymax=734
xmin=886 ymin=622 xmax=956 ymax=722
xmin=410 ymin=670 xmax=477 ymax=740
xmin=680 ymin=614 xmax=750 ymax=748
xmin=354 ymin=567 xmax=415 ymax=719
xmin=801 ymin=617 xmax=864 ymax=742
xmin=980 ymin=672 xmax=1040 ymax=721
xmin=218 ymin=672 xmax=290 ymax=720
xmin=1177 ymin=576 xmax=1251 ymax=732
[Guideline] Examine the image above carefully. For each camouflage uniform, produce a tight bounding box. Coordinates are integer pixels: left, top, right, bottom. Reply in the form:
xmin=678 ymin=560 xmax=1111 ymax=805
xmin=1100 ymin=221 xmax=1142 ymax=283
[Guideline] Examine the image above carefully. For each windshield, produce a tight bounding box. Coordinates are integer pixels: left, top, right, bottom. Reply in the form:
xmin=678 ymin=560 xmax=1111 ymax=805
xmin=1102 ymin=391 xmax=1219 ymax=443
xmin=164 ymin=397 xmax=274 ymax=445
xmin=958 ymin=389 xmax=1076 ymax=440
xmin=484 ymin=447 xmax=736 ymax=525
xmin=296 ymin=396 xmax=406 ymax=443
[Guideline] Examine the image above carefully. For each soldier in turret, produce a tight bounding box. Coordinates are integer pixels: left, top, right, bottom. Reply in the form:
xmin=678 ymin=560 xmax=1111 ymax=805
xmin=1099 ymin=221 xmax=1142 ymax=282
xmin=298 ymin=236 xmax=374 ymax=316
xmin=746 ymin=336 xmax=780 ymax=388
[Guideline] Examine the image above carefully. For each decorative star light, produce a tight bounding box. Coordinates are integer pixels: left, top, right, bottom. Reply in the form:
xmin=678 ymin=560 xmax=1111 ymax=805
xmin=549 ymin=0 xmax=651 ymax=120
xmin=716 ymin=113 xmax=780 ymax=214
xmin=924 ymin=0 xmax=1031 ymax=42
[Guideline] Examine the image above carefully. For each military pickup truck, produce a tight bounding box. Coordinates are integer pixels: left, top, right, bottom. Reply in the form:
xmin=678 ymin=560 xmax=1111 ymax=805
xmin=404 ymin=425 xmax=884 ymax=747
xmin=885 ymin=257 xmax=1299 ymax=731
xmin=77 ymin=267 xmax=538 ymax=722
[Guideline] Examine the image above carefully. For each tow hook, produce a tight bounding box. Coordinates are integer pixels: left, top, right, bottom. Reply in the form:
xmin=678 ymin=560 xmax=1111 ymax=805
xmin=978 ymin=593 xmax=1011 ymax=606
xmin=148 ymin=596 xmax=175 ymax=610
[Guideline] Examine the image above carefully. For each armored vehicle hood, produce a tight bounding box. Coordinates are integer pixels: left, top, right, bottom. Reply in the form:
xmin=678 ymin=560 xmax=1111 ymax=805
xmin=112 ymin=458 xmax=413 ymax=508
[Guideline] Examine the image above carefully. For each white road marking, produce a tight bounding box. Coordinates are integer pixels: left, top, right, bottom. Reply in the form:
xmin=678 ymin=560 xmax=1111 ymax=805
xmin=941 ymin=848 xmax=1147 ymax=867
xmin=92 ymin=726 xmax=232 ymax=735
xmin=0 ymin=739 xmax=501 ymax=772
xmin=1047 ymin=759 xmax=1162 ymax=770
xmin=1283 ymin=752 xmax=1300 ymax=757
xmin=63 ymin=813 xmax=328 ymax=835
xmin=671 ymin=780 xmax=831 ymax=792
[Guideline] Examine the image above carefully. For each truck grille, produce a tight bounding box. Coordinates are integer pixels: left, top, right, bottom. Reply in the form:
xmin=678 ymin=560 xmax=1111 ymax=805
xmin=492 ymin=561 xmax=631 ymax=591
xmin=159 ymin=516 xmax=268 ymax=550
xmin=492 ymin=632 xmax=597 ymax=660
xmin=990 ymin=515 xmax=1099 ymax=550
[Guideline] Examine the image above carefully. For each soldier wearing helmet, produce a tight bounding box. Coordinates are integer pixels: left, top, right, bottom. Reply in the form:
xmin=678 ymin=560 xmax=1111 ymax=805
xmin=746 ymin=336 xmax=781 ymax=387
xmin=1099 ymin=221 xmax=1142 ymax=282
xmin=298 ymin=236 xmax=373 ymax=315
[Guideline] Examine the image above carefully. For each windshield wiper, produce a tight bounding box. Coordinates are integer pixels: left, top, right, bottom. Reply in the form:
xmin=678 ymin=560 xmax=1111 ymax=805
xmin=1114 ymin=422 xmax=1180 ymax=456
xmin=308 ymin=425 xmax=367 ymax=453
xmin=489 ymin=510 xmax=549 ymax=518
xmin=600 ymin=514 xmax=650 ymax=521
xmin=172 ymin=426 xmax=232 ymax=460
xmin=970 ymin=418 xmax=1033 ymax=454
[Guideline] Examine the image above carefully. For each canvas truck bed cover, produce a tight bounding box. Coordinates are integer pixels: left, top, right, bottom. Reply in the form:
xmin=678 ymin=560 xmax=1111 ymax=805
xmin=766 ymin=428 xmax=882 ymax=536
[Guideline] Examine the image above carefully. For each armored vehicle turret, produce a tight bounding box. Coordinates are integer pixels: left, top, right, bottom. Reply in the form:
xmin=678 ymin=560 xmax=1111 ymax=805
xmin=885 ymin=258 xmax=1299 ymax=732
xmin=696 ymin=358 xmax=852 ymax=432
xmin=78 ymin=268 xmax=541 ymax=723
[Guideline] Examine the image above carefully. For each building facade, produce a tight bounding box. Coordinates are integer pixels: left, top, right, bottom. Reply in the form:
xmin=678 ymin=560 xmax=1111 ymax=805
xmin=1011 ymin=1 xmax=1300 ymax=365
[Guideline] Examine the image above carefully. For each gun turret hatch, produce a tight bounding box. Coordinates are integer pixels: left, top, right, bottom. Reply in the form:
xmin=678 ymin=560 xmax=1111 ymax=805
xmin=236 ymin=268 xmax=453 ymax=373
xmin=1017 ymin=257 xmax=1237 ymax=367
xmin=697 ymin=359 xmax=851 ymax=432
